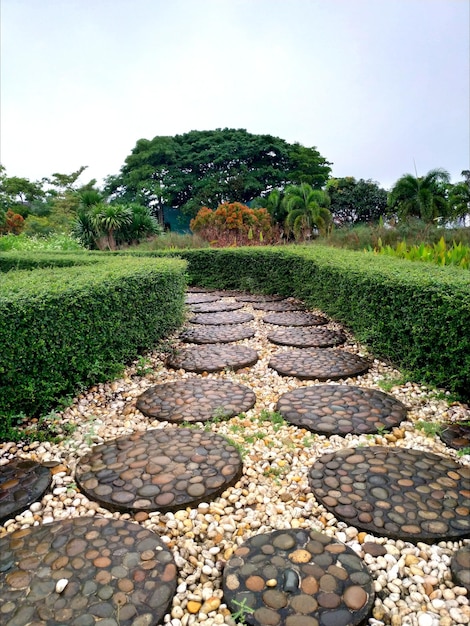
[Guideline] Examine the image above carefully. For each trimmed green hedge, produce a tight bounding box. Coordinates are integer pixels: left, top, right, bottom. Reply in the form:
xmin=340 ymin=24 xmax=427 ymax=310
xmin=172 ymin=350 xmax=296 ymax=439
xmin=141 ymin=246 xmax=470 ymax=398
xmin=0 ymin=251 xmax=104 ymax=272
xmin=0 ymin=256 xmax=187 ymax=417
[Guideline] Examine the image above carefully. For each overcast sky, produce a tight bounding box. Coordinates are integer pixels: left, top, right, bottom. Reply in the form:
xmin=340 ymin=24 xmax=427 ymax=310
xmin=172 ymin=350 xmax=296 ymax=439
xmin=1 ymin=0 xmax=469 ymax=191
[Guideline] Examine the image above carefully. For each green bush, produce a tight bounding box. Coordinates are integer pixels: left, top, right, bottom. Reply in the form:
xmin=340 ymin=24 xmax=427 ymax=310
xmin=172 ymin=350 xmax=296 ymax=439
xmin=142 ymin=246 xmax=470 ymax=398
xmin=0 ymin=256 xmax=187 ymax=417
xmin=0 ymin=251 xmax=104 ymax=272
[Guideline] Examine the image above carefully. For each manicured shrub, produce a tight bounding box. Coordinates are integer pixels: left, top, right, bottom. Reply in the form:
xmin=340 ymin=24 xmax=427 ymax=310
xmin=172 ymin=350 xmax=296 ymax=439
xmin=0 ymin=256 xmax=187 ymax=417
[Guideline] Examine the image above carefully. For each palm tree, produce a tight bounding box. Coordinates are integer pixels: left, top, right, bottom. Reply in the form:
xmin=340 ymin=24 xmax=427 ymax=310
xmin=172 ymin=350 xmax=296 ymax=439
xmin=388 ymin=168 xmax=450 ymax=223
xmin=91 ymin=203 xmax=133 ymax=250
xmin=283 ymin=183 xmax=332 ymax=240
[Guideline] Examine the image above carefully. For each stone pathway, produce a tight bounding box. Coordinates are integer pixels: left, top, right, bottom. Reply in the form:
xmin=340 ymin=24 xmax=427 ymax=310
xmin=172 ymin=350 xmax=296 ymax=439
xmin=1 ymin=288 xmax=469 ymax=626
xmin=439 ymin=421 xmax=470 ymax=450
xmin=0 ymin=459 xmax=51 ymax=524
xmin=223 ymin=529 xmax=374 ymax=626
xmin=263 ymin=311 xmax=328 ymax=326
xmin=276 ymin=385 xmax=407 ymax=435
xmin=75 ymin=428 xmax=243 ymax=513
xmin=308 ymin=446 xmax=470 ymax=542
xmin=136 ymin=379 xmax=256 ymax=423
xmin=268 ymin=348 xmax=370 ymax=380
xmin=267 ymin=327 xmax=346 ymax=348
xmin=179 ymin=325 xmax=255 ymax=344
xmin=167 ymin=344 xmax=259 ymax=373
xmin=0 ymin=516 xmax=177 ymax=626
xmin=191 ymin=311 xmax=255 ymax=325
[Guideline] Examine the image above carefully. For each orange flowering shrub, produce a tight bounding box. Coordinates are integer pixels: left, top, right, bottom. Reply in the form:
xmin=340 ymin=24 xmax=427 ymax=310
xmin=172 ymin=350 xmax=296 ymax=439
xmin=190 ymin=202 xmax=277 ymax=246
xmin=0 ymin=210 xmax=25 ymax=235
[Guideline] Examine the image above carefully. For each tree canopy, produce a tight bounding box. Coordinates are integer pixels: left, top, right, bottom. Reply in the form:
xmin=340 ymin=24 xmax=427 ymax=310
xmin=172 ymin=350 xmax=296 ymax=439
xmin=105 ymin=128 xmax=332 ymax=217
xmin=388 ymin=168 xmax=451 ymax=223
xmin=326 ymin=177 xmax=388 ymax=225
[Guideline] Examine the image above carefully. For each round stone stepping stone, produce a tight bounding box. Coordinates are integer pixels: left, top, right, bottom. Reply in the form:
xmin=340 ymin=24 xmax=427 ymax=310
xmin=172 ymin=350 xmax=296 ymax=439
xmin=268 ymin=327 xmax=346 ymax=348
xmin=136 ymin=379 xmax=256 ymax=422
xmin=0 ymin=459 xmax=51 ymax=523
xmin=180 ymin=324 xmax=255 ymax=344
xmin=451 ymin=545 xmax=470 ymax=591
xmin=168 ymin=345 xmax=259 ymax=373
xmin=309 ymin=446 xmax=470 ymax=542
xmin=185 ymin=293 xmax=220 ymax=305
xmin=0 ymin=516 xmax=177 ymax=625
xmin=191 ymin=311 xmax=254 ymax=325
xmin=253 ymin=301 xmax=306 ymax=312
xmin=222 ymin=528 xmax=375 ymax=626
xmin=76 ymin=428 xmax=243 ymax=513
xmin=439 ymin=421 xmax=470 ymax=450
xmin=276 ymin=385 xmax=407 ymax=435
xmin=269 ymin=349 xmax=370 ymax=380
xmin=189 ymin=301 xmax=245 ymax=313
xmin=235 ymin=294 xmax=284 ymax=303
xmin=263 ymin=312 xmax=328 ymax=327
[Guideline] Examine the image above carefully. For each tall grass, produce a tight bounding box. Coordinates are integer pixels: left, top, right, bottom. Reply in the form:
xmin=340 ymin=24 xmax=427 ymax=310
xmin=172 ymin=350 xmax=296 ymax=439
xmin=323 ymin=219 xmax=470 ymax=251
xmin=0 ymin=234 xmax=85 ymax=252
xmin=135 ymin=232 xmax=210 ymax=250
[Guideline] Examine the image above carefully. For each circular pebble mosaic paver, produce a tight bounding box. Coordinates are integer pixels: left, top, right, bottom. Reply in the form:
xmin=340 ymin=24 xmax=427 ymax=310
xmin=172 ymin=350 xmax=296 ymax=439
xmin=167 ymin=345 xmax=259 ymax=373
xmin=0 ymin=516 xmax=177 ymax=626
xmin=268 ymin=327 xmax=346 ymax=348
xmin=253 ymin=301 xmax=306 ymax=312
xmin=136 ymin=379 xmax=256 ymax=423
xmin=222 ymin=528 xmax=374 ymax=626
xmin=309 ymin=446 xmax=470 ymax=542
xmin=235 ymin=294 xmax=284 ymax=303
xmin=185 ymin=294 xmax=220 ymax=305
xmin=191 ymin=311 xmax=255 ymax=325
xmin=451 ymin=545 xmax=470 ymax=591
xmin=276 ymin=385 xmax=407 ymax=436
xmin=180 ymin=324 xmax=255 ymax=344
xmin=189 ymin=301 xmax=245 ymax=313
xmin=76 ymin=428 xmax=243 ymax=513
xmin=269 ymin=349 xmax=370 ymax=381
xmin=0 ymin=459 xmax=51 ymax=523
xmin=263 ymin=312 xmax=328 ymax=327
xmin=439 ymin=421 xmax=470 ymax=450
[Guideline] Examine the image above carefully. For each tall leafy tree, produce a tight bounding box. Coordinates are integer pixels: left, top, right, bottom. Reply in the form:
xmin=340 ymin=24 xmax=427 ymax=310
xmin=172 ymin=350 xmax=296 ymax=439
xmin=448 ymin=170 xmax=470 ymax=223
xmin=326 ymin=177 xmax=388 ymax=225
xmin=284 ymin=184 xmax=332 ymax=240
xmin=388 ymin=168 xmax=450 ymax=223
xmin=105 ymin=129 xmax=331 ymax=217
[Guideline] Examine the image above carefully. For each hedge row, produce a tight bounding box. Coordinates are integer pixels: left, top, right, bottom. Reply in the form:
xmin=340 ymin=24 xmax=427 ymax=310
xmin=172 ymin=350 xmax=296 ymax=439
xmin=142 ymin=246 xmax=470 ymax=398
xmin=0 ymin=251 xmax=103 ymax=272
xmin=0 ymin=256 xmax=187 ymax=417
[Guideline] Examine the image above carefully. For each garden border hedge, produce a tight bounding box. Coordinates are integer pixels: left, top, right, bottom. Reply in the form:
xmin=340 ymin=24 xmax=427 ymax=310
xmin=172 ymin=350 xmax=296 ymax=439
xmin=139 ymin=246 xmax=470 ymax=398
xmin=0 ymin=256 xmax=187 ymax=417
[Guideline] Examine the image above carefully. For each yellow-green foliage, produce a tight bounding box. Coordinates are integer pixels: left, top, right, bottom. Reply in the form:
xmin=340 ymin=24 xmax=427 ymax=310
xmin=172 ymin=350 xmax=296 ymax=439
xmin=370 ymin=237 xmax=470 ymax=269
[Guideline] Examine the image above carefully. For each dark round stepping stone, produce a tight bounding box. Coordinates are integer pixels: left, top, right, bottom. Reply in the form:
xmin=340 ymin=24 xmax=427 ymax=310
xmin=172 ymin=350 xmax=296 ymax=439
xmin=136 ymin=379 xmax=256 ymax=422
xmin=451 ymin=545 xmax=470 ymax=591
xmin=76 ymin=428 xmax=243 ymax=513
xmin=276 ymin=385 xmax=407 ymax=435
xmin=268 ymin=327 xmax=346 ymax=348
xmin=235 ymin=294 xmax=284 ymax=303
xmin=222 ymin=528 xmax=375 ymax=626
xmin=269 ymin=349 xmax=370 ymax=380
xmin=185 ymin=293 xmax=220 ymax=305
xmin=191 ymin=311 xmax=254 ymax=325
xmin=0 ymin=516 xmax=177 ymax=625
xmin=0 ymin=459 xmax=51 ymax=523
xmin=309 ymin=446 xmax=470 ymax=542
xmin=263 ymin=312 xmax=328 ymax=327
xmin=180 ymin=324 xmax=255 ymax=344
xmin=168 ymin=345 xmax=259 ymax=373
xmin=189 ymin=301 xmax=245 ymax=313
xmin=439 ymin=421 xmax=470 ymax=450
xmin=253 ymin=301 xmax=306 ymax=312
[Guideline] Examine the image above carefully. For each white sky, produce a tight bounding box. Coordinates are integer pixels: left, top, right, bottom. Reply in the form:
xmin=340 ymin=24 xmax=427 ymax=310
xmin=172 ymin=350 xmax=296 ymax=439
xmin=1 ymin=0 xmax=469 ymax=191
